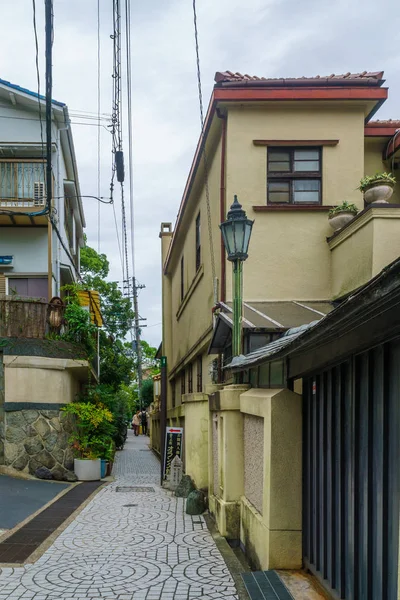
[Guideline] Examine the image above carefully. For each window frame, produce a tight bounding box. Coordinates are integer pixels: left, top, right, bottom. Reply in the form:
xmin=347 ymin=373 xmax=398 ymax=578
xmin=197 ymin=356 xmax=202 ymax=392
xmin=267 ymin=147 xmax=322 ymax=206
xmin=180 ymin=368 xmax=186 ymax=397
xmin=180 ymin=256 xmax=184 ymax=302
xmin=195 ymin=212 xmax=201 ymax=272
xmin=188 ymin=363 xmax=193 ymax=394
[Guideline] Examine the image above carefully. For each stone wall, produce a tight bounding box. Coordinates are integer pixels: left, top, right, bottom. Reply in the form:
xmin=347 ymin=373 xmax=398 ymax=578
xmin=244 ymin=414 xmax=264 ymax=514
xmin=4 ymin=408 xmax=74 ymax=480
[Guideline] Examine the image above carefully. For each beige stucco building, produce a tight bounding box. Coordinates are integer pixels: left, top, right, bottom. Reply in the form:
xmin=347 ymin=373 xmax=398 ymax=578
xmin=153 ymin=70 xmax=400 ymax=598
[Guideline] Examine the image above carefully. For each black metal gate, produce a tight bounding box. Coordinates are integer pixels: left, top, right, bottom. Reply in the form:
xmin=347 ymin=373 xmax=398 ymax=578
xmin=303 ymin=340 xmax=400 ymax=600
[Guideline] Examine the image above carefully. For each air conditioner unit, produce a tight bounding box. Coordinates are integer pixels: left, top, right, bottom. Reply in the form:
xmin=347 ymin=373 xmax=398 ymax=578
xmin=33 ymin=182 xmax=46 ymax=206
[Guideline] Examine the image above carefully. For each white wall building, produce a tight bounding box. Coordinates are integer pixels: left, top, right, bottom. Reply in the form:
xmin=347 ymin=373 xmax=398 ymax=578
xmin=0 ymin=78 xmax=85 ymax=300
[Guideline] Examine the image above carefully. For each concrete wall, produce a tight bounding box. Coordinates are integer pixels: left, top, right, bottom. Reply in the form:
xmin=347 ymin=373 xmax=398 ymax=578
xmin=225 ymin=105 xmax=366 ymax=302
xmin=0 ymin=353 xmax=89 ymax=479
xmin=4 ymin=355 xmax=83 ymax=405
xmin=209 ymin=385 xmax=302 ymax=571
xmin=182 ymin=394 xmax=209 ymax=489
xmin=329 ymin=206 xmax=400 ymax=298
xmin=364 ymin=138 xmax=400 ymax=204
xmin=239 ymin=388 xmax=302 ymax=570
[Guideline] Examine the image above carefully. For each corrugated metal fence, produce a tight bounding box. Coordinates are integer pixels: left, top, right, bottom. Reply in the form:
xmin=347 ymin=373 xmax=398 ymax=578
xmin=303 ymin=340 xmax=400 ymax=600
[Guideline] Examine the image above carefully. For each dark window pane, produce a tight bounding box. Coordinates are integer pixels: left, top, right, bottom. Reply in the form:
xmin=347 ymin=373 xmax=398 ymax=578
xmin=294 ymin=191 xmax=319 ymax=203
xmin=269 ymin=161 xmax=291 ymax=172
xmin=294 ymin=180 xmax=320 ymax=191
xmin=269 ymin=181 xmax=290 ymax=192
xmin=268 ymin=151 xmax=290 ymax=162
xmin=294 ymin=149 xmax=319 ymax=160
xmin=259 ymin=363 xmax=270 ymax=387
xmin=269 ymin=192 xmax=290 ymax=203
xmin=270 ymin=360 xmax=284 ymax=385
xmin=294 ymin=160 xmax=320 ymax=172
xmin=250 ymin=367 xmax=258 ymax=387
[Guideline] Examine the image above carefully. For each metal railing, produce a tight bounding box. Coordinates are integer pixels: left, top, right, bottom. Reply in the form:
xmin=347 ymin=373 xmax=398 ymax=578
xmin=0 ymin=161 xmax=47 ymax=208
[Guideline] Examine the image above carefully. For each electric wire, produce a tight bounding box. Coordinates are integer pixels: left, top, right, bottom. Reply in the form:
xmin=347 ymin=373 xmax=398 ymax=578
xmin=192 ymin=0 xmax=216 ymax=289
xmin=32 ymin=0 xmax=47 ymax=193
xmin=124 ymin=0 xmax=135 ymax=279
xmin=97 ymin=0 xmax=101 ymax=253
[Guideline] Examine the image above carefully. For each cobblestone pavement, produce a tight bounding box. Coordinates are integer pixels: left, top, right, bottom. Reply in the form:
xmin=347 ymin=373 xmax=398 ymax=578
xmin=0 ymin=431 xmax=239 ymax=600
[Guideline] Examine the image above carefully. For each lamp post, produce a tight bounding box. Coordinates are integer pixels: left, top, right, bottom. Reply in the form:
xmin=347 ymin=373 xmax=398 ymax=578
xmin=220 ymin=196 xmax=254 ymax=374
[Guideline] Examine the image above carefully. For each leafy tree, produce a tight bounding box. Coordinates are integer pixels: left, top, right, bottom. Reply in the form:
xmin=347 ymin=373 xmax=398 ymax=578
xmin=141 ymin=378 xmax=154 ymax=408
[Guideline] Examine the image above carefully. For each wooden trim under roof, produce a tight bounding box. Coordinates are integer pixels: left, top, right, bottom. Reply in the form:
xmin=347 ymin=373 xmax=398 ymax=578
xmin=254 ymin=140 xmax=339 ymax=147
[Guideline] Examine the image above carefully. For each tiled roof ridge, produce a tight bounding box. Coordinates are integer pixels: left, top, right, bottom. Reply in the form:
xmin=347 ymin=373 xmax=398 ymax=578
xmin=367 ymin=119 xmax=400 ymax=126
xmin=214 ymin=70 xmax=385 ymax=86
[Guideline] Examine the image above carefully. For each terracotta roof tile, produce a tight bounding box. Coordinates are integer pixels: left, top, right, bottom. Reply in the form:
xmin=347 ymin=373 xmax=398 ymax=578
xmin=367 ymin=119 xmax=400 ymax=127
xmin=214 ymin=71 xmax=385 ymax=87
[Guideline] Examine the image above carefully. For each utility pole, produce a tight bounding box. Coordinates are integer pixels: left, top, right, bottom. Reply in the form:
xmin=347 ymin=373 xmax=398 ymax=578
xmin=133 ymin=277 xmax=144 ymax=409
xmin=123 ymin=277 xmax=146 ymax=408
xmin=45 ymin=0 xmax=53 ymax=212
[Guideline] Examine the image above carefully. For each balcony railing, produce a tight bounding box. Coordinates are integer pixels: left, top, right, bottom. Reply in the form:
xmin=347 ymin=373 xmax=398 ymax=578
xmin=0 ymin=161 xmax=47 ymax=208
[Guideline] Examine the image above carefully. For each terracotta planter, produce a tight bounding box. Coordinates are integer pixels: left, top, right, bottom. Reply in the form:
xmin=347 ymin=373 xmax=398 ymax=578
xmin=328 ymin=211 xmax=356 ymax=232
xmin=364 ymin=183 xmax=394 ymax=204
xmin=74 ymin=458 xmax=101 ymax=481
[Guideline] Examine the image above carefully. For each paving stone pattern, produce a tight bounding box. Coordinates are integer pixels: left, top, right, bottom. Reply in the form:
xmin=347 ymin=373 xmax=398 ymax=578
xmin=0 ymin=431 xmax=239 ymax=599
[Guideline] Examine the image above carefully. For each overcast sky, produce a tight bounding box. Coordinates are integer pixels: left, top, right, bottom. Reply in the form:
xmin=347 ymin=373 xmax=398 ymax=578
xmin=1 ymin=0 xmax=399 ymax=346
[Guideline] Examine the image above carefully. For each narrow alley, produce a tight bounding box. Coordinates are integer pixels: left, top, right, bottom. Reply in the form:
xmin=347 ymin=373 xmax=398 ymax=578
xmin=0 ymin=432 xmax=239 ymax=600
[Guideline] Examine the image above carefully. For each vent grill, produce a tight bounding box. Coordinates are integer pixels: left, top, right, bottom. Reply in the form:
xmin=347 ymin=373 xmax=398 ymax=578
xmin=33 ymin=182 xmax=46 ymax=206
xmin=116 ymin=486 xmax=155 ymax=493
xmin=241 ymin=571 xmax=294 ymax=600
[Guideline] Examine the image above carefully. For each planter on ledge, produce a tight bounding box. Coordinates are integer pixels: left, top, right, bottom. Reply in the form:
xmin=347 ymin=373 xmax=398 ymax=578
xmin=74 ymin=458 xmax=101 ymax=481
xmin=328 ymin=211 xmax=356 ymax=232
xmin=328 ymin=201 xmax=358 ymax=232
xmin=359 ymin=173 xmax=396 ymax=205
xmin=364 ymin=184 xmax=394 ymax=204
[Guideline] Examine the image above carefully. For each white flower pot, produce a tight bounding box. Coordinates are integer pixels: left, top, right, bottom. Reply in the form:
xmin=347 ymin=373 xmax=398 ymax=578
xmin=328 ymin=212 xmax=355 ymax=232
xmin=364 ymin=184 xmax=394 ymax=204
xmin=74 ymin=458 xmax=101 ymax=481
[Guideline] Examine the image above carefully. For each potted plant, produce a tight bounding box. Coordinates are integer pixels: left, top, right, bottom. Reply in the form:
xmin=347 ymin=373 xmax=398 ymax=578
xmin=328 ymin=201 xmax=358 ymax=232
xmin=62 ymin=402 xmax=113 ymax=481
xmin=358 ymin=172 xmax=396 ymax=204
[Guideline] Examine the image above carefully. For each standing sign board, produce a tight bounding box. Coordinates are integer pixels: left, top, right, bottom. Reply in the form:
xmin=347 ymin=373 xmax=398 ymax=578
xmin=163 ymin=427 xmax=183 ymax=480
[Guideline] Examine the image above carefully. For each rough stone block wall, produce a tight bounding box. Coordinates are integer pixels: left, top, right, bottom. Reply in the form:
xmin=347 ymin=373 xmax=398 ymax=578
xmin=4 ymin=409 xmax=74 ymax=479
xmin=244 ymin=414 xmax=264 ymax=514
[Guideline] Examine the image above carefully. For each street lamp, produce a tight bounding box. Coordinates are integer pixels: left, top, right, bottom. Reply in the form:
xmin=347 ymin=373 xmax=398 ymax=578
xmin=220 ymin=195 xmax=254 ymax=364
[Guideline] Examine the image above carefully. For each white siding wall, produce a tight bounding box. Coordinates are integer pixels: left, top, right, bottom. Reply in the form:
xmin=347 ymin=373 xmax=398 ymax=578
xmin=0 ymin=103 xmax=81 ymax=289
xmin=0 ymin=228 xmax=48 ymax=273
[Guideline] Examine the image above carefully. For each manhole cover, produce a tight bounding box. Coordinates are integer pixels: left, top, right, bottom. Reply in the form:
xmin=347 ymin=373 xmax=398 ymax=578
xmin=116 ymin=486 xmax=156 ymax=493
xmin=123 ymin=504 xmax=138 ymax=507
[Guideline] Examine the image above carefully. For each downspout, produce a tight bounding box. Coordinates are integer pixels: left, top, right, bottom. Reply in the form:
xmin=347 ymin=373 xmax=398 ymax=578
xmin=217 ymin=108 xmax=227 ymax=302
xmin=216 ymin=109 xmax=227 ymax=384
xmin=56 ymin=122 xmax=70 ymax=296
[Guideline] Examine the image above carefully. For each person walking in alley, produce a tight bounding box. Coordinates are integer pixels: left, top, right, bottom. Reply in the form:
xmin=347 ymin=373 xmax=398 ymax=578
xmin=132 ymin=411 xmax=140 ymax=436
xmin=140 ymin=408 xmax=148 ymax=436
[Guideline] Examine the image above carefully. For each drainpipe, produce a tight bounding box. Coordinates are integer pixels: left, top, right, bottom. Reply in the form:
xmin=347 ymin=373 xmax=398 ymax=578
xmin=56 ymin=123 xmax=69 ymax=296
xmin=216 ymin=109 xmax=227 ymax=384
xmin=217 ymin=109 xmax=227 ymax=302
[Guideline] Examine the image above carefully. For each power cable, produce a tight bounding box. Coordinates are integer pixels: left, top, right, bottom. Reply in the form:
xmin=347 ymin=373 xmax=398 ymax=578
xmin=32 ymin=0 xmax=46 ymax=189
xmin=97 ymin=0 xmax=101 ymax=253
xmin=192 ymin=0 xmax=217 ymax=292
xmin=124 ymin=0 xmax=135 ymax=279
xmin=112 ymin=198 xmax=125 ymax=279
